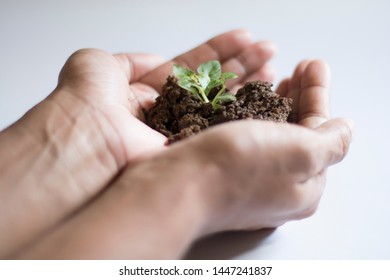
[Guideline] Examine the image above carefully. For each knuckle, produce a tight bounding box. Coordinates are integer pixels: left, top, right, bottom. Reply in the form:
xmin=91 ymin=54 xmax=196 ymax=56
xmin=65 ymin=49 xmax=93 ymax=67
xmin=196 ymin=121 xmax=261 ymax=174
xmin=289 ymin=142 xmax=317 ymax=174
xmin=69 ymin=48 xmax=105 ymax=59
xmin=334 ymin=124 xmax=352 ymax=163
xmin=295 ymin=203 xmax=319 ymax=220
xmin=284 ymin=181 xmax=322 ymax=220
xmin=59 ymin=48 xmax=110 ymax=85
xmin=218 ymin=122 xmax=260 ymax=158
xmin=64 ymin=48 xmax=108 ymax=70
xmin=211 ymin=121 xmax=258 ymax=152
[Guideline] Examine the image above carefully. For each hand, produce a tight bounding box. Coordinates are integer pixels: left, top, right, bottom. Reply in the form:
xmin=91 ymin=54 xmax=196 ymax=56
xmin=55 ymin=29 xmax=276 ymax=161
xmin=15 ymin=61 xmax=354 ymax=259
xmin=0 ymin=30 xmax=276 ymax=258
xmin=192 ymin=60 xmax=353 ymax=232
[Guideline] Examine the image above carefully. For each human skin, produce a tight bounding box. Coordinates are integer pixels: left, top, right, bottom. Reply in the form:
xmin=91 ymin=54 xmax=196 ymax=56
xmin=0 ymin=30 xmax=354 ymax=259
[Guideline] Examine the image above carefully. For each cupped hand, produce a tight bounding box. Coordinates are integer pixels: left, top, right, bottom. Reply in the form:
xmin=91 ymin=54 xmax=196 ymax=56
xmin=185 ymin=59 xmax=354 ymax=233
xmin=15 ymin=61 xmax=355 ymax=260
xmin=54 ymin=29 xmax=276 ymax=161
xmin=0 ymin=30 xmax=277 ymax=258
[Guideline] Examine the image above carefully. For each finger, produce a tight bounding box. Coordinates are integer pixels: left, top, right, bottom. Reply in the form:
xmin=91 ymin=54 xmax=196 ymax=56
xmin=114 ymin=53 xmax=166 ymax=82
xmin=298 ymin=60 xmax=331 ymax=128
xmin=286 ymin=118 xmax=354 ymax=182
xmin=230 ymin=64 xmax=276 ymax=93
xmin=221 ymin=41 xmax=277 ymax=87
xmin=113 ymin=53 xmax=164 ymax=117
xmin=140 ymin=29 xmax=253 ymax=92
xmin=315 ymin=118 xmax=355 ymax=167
xmin=129 ymin=82 xmax=160 ymax=112
xmin=275 ymin=78 xmax=290 ymax=97
xmin=246 ymin=63 xmax=276 ymax=82
xmin=286 ymin=60 xmax=311 ymax=122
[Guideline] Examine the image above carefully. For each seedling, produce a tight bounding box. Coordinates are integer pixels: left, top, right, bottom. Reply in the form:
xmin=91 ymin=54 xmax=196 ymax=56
xmin=147 ymin=60 xmax=292 ymax=143
xmin=173 ymin=60 xmax=238 ymax=110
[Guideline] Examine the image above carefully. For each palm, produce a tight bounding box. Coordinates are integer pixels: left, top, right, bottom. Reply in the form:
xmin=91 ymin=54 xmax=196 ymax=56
xmin=57 ymin=49 xmax=167 ymax=160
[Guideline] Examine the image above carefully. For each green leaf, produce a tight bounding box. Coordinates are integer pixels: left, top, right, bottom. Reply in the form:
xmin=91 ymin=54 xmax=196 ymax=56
xmin=220 ymin=72 xmax=238 ymax=82
xmin=197 ymin=60 xmax=221 ymax=81
xmin=215 ymin=93 xmax=237 ymax=103
xmin=205 ymin=79 xmax=223 ymax=95
xmin=178 ymin=80 xmax=199 ymax=96
xmin=197 ymin=72 xmax=210 ymax=90
xmin=173 ymin=64 xmax=195 ymax=79
xmin=172 ymin=60 xmax=238 ymax=106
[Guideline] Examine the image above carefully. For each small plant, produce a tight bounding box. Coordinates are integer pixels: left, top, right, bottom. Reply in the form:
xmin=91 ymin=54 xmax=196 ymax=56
xmin=173 ymin=60 xmax=238 ymax=110
xmin=147 ymin=61 xmax=292 ymax=143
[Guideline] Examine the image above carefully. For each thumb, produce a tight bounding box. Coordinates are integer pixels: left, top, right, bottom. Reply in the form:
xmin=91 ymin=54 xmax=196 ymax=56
xmin=114 ymin=53 xmax=165 ymax=83
xmin=315 ymin=118 xmax=355 ymax=167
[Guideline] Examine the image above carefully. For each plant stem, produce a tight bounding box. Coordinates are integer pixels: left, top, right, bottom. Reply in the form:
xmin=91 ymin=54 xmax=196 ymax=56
xmin=198 ymin=88 xmax=210 ymax=103
xmin=211 ymin=85 xmax=226 ymax=109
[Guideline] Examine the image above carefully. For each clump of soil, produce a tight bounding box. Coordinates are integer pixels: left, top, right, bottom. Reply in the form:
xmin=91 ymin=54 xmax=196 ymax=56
xmin=146 ymin=77 xmax=292 ymax=143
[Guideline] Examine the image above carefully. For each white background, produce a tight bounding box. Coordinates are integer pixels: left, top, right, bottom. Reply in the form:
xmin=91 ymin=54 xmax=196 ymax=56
xmin=1 ymin=0 xmax=389 ymax=259
xmin=1 ymin=260 xmax=390 ymax=279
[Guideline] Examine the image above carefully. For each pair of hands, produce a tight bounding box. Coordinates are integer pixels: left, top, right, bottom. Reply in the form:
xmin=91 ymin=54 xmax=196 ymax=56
xmin=0 ymin=30 xmax=353 ymax=259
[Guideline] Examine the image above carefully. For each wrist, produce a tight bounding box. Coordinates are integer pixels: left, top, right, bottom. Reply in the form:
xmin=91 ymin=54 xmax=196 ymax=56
xmin=0 ymin=88 xmax=125 ymax=256
xmin=131 ymin=143 xmax=228 ymax=239
xmin=13 ymin=88 xmax=126 ymax=193
xmin=115 ymin=150 xmax=217 ymax=258
xmin=18 ymin=148 xmax=219 ymax=259
xmin=174 ymin=131 xmax=254 ymax=235
xmin=15 ymin=130 xmax=231 ymax=259
xmin=84 ymin=147 xmax=223 ymax=259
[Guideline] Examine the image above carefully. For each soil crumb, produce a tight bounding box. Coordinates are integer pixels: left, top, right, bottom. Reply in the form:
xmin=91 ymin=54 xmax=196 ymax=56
xmin=146 ymin=77 xmax=292 ymax=143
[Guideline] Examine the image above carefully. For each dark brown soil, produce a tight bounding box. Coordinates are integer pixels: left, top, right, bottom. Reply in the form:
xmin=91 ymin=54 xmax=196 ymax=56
xmin=146 ymin=77 xmax=292 ymax=143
